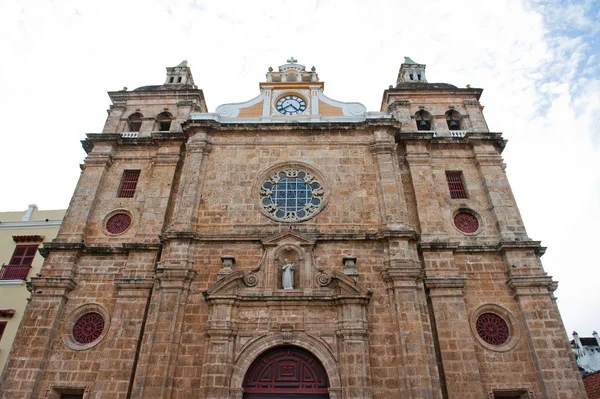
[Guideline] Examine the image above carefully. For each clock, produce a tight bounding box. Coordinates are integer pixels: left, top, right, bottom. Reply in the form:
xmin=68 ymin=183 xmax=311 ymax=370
xmin=276 ymin=95 xmax=307 ymax=116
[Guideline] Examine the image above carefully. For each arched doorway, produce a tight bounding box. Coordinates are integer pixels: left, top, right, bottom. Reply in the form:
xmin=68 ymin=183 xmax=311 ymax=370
xmin=242 ymin=346 xmax=330 ymax=399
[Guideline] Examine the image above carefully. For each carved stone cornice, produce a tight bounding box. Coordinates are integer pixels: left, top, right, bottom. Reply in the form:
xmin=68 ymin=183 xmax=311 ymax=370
xmin=506 ymin=275 xmax=556 ymax=298
xmin=155 ymin=268 xmax=196 ymax=290
xmin=498 ymin=240 xmax=546 ymax=256
xmin=29 ymin=276 xmax=76 ymax=296
xmin=418 ymin=241 xmax=460 ymax=251
xmin=369 ymin=140 xmax=395 ymax=155
xmin=114 ymin=277 xmax=155 ymax=291
xmin=424 ymin=277 xmax=466 ymax=297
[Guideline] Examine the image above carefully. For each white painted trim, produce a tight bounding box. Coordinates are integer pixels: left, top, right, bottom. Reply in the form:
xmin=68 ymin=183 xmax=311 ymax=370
xmin=189 ymin=112 xmax=392 ymax=124
xmin=0 ymin=280 xmax=26 ymax=286
xmin=0 ymin=220 xmax=62 ymax=230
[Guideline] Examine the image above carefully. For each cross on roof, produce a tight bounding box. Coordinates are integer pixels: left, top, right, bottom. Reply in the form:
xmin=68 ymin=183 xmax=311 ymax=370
xmin=287 ymin=57 xmax=297 ymax=64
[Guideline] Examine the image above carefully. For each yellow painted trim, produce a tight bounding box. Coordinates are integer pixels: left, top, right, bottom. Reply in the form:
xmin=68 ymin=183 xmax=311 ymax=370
xmin=318 ymin=100 xmax=344 ymax=117
xmin=238 ymin=101 xmax=264 ymax=117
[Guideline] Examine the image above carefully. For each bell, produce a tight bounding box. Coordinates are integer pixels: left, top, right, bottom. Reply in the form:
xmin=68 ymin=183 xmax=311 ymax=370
xmin=448 ymin=120 xmax=459 ymax=130
xmin=418 ymin=119 xmax=429 ymax=130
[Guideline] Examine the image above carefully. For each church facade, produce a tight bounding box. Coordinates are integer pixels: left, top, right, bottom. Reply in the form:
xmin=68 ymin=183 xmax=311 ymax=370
xmin=0 ymin=59 xmax=585 ymax=399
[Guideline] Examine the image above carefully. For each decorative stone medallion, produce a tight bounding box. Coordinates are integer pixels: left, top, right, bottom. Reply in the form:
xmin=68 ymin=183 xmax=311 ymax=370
xmin=259 ymin=168 xmax=324 ymax=222
xmin=454 ymin=211 xmax=479 ymax=234
xmin=475 ymin=312 xmax=509 ymax=346
xmin=105 ymin=212 xmax=132 ymax=234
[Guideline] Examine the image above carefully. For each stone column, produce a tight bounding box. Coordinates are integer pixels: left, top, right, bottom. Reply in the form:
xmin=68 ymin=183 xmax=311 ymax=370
xmin=473 ymin=142 xmax=528 ymax=241
xmin=369 ymin=129 xmax=408 ymax=230
xmin=57 ymin=142 xmax=114 ymax=243
xmin=130 ymin=269 xmax=196 ymax=399
xmin=92 ymin=277 xmax=154 ymax=399
xmin=424 ymin=273 xmax=486 ymax=399
xmin=168 ymin=132 xmax=211 ymax=232
xmin=507 ymin=273 xmax=586 ymax=398
xmin=381 ymin=262 xmax=441 ymax=399
xmin=0 ymin=277 xmax=76 ymax=398
xmin=336 ymin=298 xmax=372 ymax=399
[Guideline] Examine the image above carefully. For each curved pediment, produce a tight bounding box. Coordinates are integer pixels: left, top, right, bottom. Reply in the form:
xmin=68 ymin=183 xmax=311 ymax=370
xmin=203 ymin=269 xmax=371 ymax=302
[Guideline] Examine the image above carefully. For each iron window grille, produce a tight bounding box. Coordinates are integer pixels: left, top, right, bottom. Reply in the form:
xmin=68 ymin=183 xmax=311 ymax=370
xmin=446 ymin=171 xmax=468 ymax=199
xmin=117 ymin=170 xmax=140 ymax=198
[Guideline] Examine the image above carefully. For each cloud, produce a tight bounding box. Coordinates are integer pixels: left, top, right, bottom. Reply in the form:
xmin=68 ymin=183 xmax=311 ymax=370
xmin=0 ymin=0 xmax=598 ymax=334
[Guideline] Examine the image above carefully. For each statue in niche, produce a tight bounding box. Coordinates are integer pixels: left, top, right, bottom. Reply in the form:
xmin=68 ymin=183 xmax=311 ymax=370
xmin=281 ymin=259 xmax=295 ymax=289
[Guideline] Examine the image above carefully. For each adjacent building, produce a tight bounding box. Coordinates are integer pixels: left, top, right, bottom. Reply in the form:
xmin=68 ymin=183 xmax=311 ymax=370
xmin=0 ymin=59 xmax=585 ymax=398
xmin=0 ymin=205 xmax=65 ymax=373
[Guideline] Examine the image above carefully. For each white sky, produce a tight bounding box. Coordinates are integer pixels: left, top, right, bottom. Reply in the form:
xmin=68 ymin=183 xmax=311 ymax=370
xmin=1 ymin=0 xmax=598 ymax=336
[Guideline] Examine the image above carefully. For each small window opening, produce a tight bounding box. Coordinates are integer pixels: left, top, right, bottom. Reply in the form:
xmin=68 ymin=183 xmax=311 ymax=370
xmin=409 ymin=73 xmax=414 ymax=80
xmin=0 ymin=322 xmax=6 ymax=342
xmin=156 ymin=112 xmax=172 ymax=131
xmin=417 ymin=74 xmax=421 ymax=80
xmin=169 ymin=77 xmax=174 ymax=83
xmin=177 ymin=76 xmax=182 ymax=83
xmin=118 ymin=170 xmax=141 ymax=198
xmin=446 ymin=171 xmax=468 ymax=199
xmin=127 ymin=113 xmax=143 ymax=132
xmin=415 ymin=110 xmax=432 ymax=131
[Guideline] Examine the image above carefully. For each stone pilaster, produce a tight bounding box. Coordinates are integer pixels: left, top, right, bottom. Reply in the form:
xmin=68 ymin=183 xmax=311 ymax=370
xmin=0 ymin=277 xmax=76 ymax=398
xmin=201 ymin=298 xmax=237 ymax=399
xmin=424 ymin=276 xmax=486 ymax=399
xmin=369 ymin=130 xmax=407 ymax=230
xmin=103 ymin=102 xmax=126 ymax=133
xmin=92 ymin=278 xmax=154 ymax=399
xmin=169 ymin=132 xmax=211 ymax=232
xmin=404 ymin=142 xmax=445 ymax=241
xmin=57 ymin=143 xmax=114 ymax=243
xmin=381 ymin=262 xmax=441 ymax=399
xmin=336 ymin=297 xmax=372 ymax=399
xmin=463 ymin=98 xmax=488 ymax=131
xmin=134 ymin=144 xmax=181 ymax=243
xmin=507 ymin=275 xmax=586 ymax=398
xmin=473 ymin=142 xmax=528 ymax=241
xmin=130 ymin=268 xmax=195 ymax=399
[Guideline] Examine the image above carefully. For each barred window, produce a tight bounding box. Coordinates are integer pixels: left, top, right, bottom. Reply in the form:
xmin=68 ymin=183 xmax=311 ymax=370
xmin=117 ymin=170 xmax=140 ymax=198
xmin=446 ymin=171 xmax=468 ymax=199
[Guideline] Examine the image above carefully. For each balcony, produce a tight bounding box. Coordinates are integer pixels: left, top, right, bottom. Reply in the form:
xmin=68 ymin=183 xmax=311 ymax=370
xmin=0 ymin=264 xmax=31 ymax=280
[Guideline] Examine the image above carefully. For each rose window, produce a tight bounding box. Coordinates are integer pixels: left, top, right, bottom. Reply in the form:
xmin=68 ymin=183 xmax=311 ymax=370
xmin=476 ymin=313 xmax=509 ymax=345
xmin=260 ymin=169 xmax=323 ymax=222
xmin=106 ymin=213 xmax=132 ymax=234
xmin=73 ymin=312 xmax=105 ymax=344
xmin=454 ymin=212 xmax=479 ymax=233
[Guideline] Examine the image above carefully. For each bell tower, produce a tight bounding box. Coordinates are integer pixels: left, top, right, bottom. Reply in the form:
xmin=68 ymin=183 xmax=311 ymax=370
xmin=396 ymin=56 xmax=427 ymax=85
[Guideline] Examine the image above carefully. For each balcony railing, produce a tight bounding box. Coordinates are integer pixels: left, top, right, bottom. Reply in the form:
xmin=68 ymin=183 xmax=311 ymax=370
xmin=0 ymin=264 xmax=31 ymax=280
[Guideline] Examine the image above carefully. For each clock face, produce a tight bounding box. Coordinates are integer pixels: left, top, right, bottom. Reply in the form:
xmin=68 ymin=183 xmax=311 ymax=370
xmin=276 ymin=95 xmax=307 ymax=116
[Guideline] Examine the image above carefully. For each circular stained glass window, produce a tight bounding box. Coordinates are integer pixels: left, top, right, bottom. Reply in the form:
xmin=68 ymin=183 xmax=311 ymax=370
xmin=106 ymin=213 xmax=132 ymax=234
xmin=259 ymin=169 xmax=324 ymax=222
xmin=454 ymin=212 xmax=479 ymax=234
xmin=476 ymin=313 xmax=509 ymax=346
xmin=73 ymin=312 xmax=105 ymax=344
